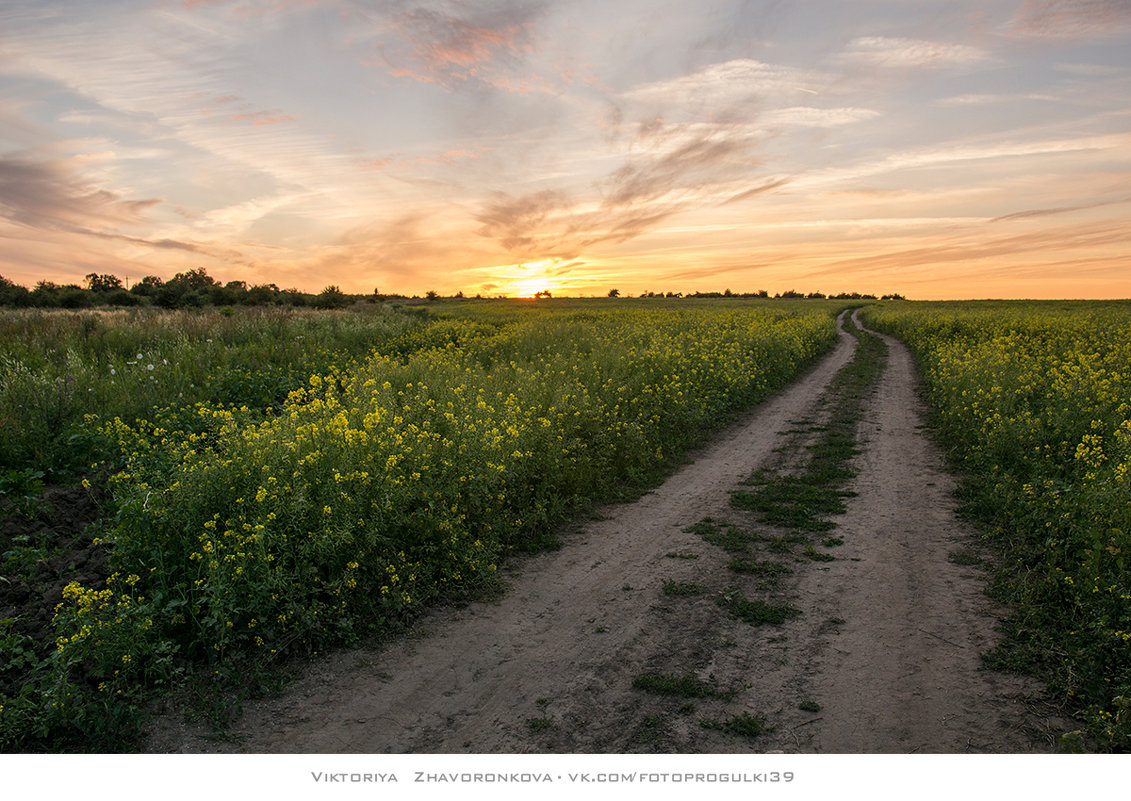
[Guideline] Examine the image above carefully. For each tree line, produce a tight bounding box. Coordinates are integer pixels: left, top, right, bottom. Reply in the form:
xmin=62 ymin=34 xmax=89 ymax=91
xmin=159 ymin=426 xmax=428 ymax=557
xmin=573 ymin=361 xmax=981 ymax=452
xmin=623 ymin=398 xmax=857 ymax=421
xmin=0 ymin=269 xmax=380 ymax=310
xmin=0 ymin=268 xmax=906 ymax=309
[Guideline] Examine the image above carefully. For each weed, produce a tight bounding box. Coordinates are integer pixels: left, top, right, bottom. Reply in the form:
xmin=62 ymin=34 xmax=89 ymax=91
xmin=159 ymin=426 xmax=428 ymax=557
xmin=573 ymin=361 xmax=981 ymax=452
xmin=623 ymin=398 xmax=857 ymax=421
xmin=687 ymin=519 xmax=754 ymax=553
xmin=0 ymin=469 xmax=45 ymax=520
xmin=718 ymin=590 xmax=800 ymax=626
xmin=948 ymin=549 xmax=984 ymax=567
xmin=732 ymin=318 xmax=886 ymax=537
xmin=662 ymin=580 xmax=705 ymax=597
xmin=799 ymin=700 xmax=821 ymax=712
xmin=804 ymin=544 xmax=835 ymax=562
xmin=727 ymin=557 xmax=792 ymax=578
xmin=630 ymin=714 xmax=668 ymax=745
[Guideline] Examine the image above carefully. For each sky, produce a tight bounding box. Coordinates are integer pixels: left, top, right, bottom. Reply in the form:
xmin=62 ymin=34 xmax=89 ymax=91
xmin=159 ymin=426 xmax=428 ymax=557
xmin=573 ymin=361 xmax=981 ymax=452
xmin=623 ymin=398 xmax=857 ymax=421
xmin=1 ymin=0 xmax=1130 ymax=299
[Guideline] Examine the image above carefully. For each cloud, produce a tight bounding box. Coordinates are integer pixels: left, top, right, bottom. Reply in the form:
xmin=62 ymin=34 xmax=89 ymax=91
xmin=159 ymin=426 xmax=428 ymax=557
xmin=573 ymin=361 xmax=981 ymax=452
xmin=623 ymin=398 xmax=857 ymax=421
xmin=231 ymin=109 xmax=298 ymax=126
xmin=722 ymin=177 xmax=792 ymax=205
xmin=0 ymin=154 xmax=161 ymax=233
xmin=472 ymin=118 xmax=776 ymax=258
xmin=475 ymin=188 xmax=571 ymax=253
xmin=377 ymin=1 xmax=547 ymax=90
xmin=1003 ymin=0 xmax=1131 ymax=39
xmin=801 ymin=218 xmax=1130 ymax=281
xmin=762 ymin=106 xmax=881 ymax=128
xmin=469 ymin=55 xmax=866 ymax=259
xmin=602 ymin=131 xmax=754 ymax=206
xmin=308 ymin=211 xmax=488 ymax=287
xmin=789 ymin=131 xmax=1131 ymax=192
xmin=622 ymin=59 xmax=828 ymax=114
xmin=359 ymin=147 xmax=481 ymax=174
xmin=989 ymin=196 xmax=1131 ymax=222
xmin=837 ymin=36 xmax=989 ymax=68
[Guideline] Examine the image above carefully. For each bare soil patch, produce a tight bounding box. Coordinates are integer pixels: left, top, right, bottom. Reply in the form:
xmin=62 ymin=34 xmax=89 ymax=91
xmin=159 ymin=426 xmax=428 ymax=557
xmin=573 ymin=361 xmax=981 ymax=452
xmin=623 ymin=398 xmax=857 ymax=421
xmin=144 ymin=313 xmax=1065 ymax=753
xmin=1 ymin=482 xmax=109 ymax=648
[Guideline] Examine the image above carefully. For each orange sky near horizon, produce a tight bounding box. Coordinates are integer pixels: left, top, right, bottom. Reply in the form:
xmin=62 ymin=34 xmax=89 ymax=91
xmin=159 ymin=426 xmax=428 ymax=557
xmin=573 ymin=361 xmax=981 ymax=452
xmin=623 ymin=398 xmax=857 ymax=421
xmin=2 ymin=0 xmax=1130 ymax=300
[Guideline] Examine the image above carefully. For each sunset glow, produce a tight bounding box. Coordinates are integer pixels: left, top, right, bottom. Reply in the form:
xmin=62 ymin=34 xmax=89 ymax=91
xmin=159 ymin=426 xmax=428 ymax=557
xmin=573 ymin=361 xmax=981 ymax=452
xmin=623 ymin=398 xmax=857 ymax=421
xmin=2 ymin=0 xmax=1130 ymax=299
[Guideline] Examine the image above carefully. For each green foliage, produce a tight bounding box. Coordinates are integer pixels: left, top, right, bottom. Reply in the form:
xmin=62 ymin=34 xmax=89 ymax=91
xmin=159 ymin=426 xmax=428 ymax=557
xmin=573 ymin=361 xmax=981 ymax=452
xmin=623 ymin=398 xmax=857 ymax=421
xmin=662 ymin=580 xmax=705 ymax=596
xmin=717 ymin=589 xmax=800 ymax=626
xmin=1 ymin=300 xmax=841 ymax=750
xmin=0 ymin=305 xmax=429 ymax=474
xmin=726 ymin=557 xmax=792 ymax=578
xmin=0 ymin=468 xmax=45 ymax=519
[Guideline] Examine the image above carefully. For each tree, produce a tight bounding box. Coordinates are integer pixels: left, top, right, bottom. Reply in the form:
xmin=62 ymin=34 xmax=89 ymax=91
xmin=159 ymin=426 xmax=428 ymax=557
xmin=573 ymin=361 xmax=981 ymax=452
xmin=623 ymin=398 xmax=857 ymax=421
xmin=169 ymin=267 xmax=216 ymax=290
xmin=130 ymin=275 xmax=163 ymax=297
xmin=534 ymin=290 xmax=552 ymax=299
xmin=59 ymin=288 xmax=93 ymax=308
xmin=107 ymin=289 xmax=142 ymax=307
xmin=316 ymin=285 xmax=349 ymax=309
xmin=85 ymin=273 xmax=123 ymax=292
xmin=0 ymin=275 xmax=30 ymax=307
xmin=607 ymin=288 xmax=620 ymax=297
xmin=425 ymin=289 xmax=439 ymax=301
xmin=30 ymin=281 xmax=61 ymax=307
xmin=245 ymin=283 xmax=280 ymax=305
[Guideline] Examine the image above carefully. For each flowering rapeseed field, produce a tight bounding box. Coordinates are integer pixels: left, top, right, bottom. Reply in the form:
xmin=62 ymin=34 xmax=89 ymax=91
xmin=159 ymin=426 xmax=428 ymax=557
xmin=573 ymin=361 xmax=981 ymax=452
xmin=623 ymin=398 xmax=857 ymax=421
xmin=864 ymin=301 xmax=1131 ymax=750
xmin=1 ymin=300 xmax=839 ymax=749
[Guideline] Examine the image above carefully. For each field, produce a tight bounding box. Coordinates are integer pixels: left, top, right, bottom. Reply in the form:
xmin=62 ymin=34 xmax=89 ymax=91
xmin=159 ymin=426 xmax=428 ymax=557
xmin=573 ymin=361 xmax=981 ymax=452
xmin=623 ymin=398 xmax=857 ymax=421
xmin=3 ymin=298 xmax=1128 ymax=753
xmin=0 ymin=298 xmax=840 ymax=750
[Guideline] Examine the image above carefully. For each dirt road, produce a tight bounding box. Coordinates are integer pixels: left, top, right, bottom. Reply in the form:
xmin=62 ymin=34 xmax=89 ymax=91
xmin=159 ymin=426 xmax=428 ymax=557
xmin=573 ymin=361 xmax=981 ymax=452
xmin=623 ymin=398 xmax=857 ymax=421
xmin=147 ymin=313 xmax=1063 ymax=753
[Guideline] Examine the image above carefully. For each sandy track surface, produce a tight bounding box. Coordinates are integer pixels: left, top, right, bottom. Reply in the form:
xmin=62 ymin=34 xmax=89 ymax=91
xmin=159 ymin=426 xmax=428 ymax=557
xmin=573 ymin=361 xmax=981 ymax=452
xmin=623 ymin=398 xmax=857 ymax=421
xmin=147 ymin=313 xmax=1063 ymax=754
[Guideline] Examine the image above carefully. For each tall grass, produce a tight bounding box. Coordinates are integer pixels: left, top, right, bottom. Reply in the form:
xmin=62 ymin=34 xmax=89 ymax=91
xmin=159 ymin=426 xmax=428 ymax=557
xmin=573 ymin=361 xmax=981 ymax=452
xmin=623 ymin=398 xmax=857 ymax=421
xmin=0 ymin=305 xmax=434 ymax=475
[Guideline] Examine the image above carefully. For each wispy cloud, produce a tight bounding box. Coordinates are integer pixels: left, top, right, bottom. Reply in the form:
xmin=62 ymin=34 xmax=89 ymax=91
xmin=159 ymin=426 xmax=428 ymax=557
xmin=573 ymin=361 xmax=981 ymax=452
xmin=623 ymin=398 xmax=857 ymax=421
xmin=762 ymin=106 xmax=881 ymax=127
xmin=231 ymin=109 xmax=298 ymax=126
xmin=989 ymin=195 xmax=1131 ymax=221
xmin=376 ymin=1 xmax=547 ymax=91
xmin=475 ymin=188 xmax=571 ymax=253
xmin=473 ymin=119 xmax=773 ymax=258
xmin=469 ymin=51 xmax=887 ymax=261
xmin=837 ymin=36 xmax=989 ymax=68
xmin=937 ymin=92 xmax=1059 ymax=105
xmin=621 ymin=58 xmax=828 ymax=112
xmin=1004 ymin=0 xmax=1131 ymax=40
xmin=0 ymin=154 xmax=160 ymax=233
xmin=790 ymin=131 xmax=1131 ymax=191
